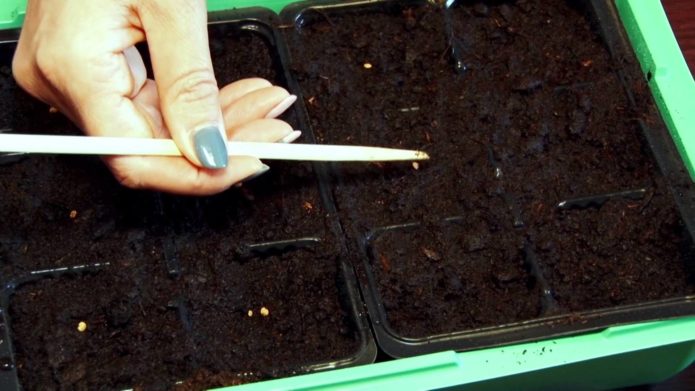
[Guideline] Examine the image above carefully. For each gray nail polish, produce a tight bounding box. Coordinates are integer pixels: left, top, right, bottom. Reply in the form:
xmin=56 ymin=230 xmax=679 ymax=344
xmin=243 ymin=164 xmax=270 ymax=182
xmin=194 ymin=126 xmax=228 ymax=169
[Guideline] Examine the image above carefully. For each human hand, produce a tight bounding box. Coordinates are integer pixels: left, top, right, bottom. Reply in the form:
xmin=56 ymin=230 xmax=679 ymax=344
xmin=12 ymin=0 xmax=299 ymax=195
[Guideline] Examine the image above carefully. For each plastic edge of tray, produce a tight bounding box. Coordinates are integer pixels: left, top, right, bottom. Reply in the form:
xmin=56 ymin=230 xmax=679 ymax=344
xmin=213 ymin=317 xmax=695 ymax=391
xmin=2 ymin=0 xmax=692 ymax=390
xmin=615 ymin=0 xmax=695 ymax=182
xmin=208 ymin=0 xmax=298 ymax=14
xmin=0 ymin=0 xmax=23 ymax=31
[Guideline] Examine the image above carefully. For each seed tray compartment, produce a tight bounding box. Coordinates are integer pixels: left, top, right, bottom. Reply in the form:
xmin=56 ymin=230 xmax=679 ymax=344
xmin=281 ymin=0 xmax=695 ymax=357
xmin=0 ymin=10 xmax=375 ymax=390
xmin=0 ymin=239 xmax=369 ymax=390
xmin=0 ymin=261 xmax=191 ymax=390
xmin=364 ymin=217 xmax=545 ymax=354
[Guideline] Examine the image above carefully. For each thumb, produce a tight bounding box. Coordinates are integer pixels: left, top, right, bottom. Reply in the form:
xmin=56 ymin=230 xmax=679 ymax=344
xmin=137 ymin=0 xmax=227 ymax=169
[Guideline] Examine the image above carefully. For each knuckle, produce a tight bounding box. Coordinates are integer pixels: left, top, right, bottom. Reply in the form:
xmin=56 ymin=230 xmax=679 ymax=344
xmin=244 ymin=77 xmax=272 ymax=88
xmin=166 ymin=68 xmax=219 ymax=105
xmin=141 ymin=0 xmax=205 ymax=24
xmin=115 ymin=171 xmax=141 ymax=189
xmin=117 ymin=172 xmax=144 ymax=190
xmin=11 ymin=51 xmax=33 ymax=88
xmin=109 ymin=160 xmax=143 ymax=190
xmin=117 ymin=174 xmax=141 ymax=190
xmin=188 ymin=170 xmax=211 ymax=193
xmin=12 ymin=46 xmax=52 ymax=102
xmin=187 ymin=169 xmax=230 ymax=195
xmin=176 ymin=0 xmax=205 ymax=20
xmin=34 ymin=45 xmax=53 ymax=74
xmin=34 ymin=44 xmax=63 ymax=83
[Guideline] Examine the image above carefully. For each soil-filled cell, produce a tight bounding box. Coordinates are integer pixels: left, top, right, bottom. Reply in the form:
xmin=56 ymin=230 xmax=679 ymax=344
xmin=2 ymin=19 xmax=368 ymax=390
xmin=370 ymin=215 xmax=542 ymax=338
xmin=179 ymin=245 xmax=360 ymax=388
xmin=285 ymin=0 xmax=694 ymax=348
xmin=9 ymin=261 xmax=191 ymax=390
xmin=445 ymin=0 xmax=662 ymax=215
xmin=286 ymin=3 xmax=493 ymax=227
xmin=530 ymin=192 xmax=695 ymax=311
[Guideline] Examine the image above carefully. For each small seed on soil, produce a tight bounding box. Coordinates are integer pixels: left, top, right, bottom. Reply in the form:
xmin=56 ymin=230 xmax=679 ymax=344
xmin=581 ymin=59 xmax=593 ymax=67
xmin=380 ymin=254 xmax=391 ymax=272
xmin=303 ymin=201 xmax=313 ymax=211
xmin=422 ymin=247 xmax=441 ymax=261
xmin=77 ymin=321 xmax=87 ymax=332
xmin=363 ymin=62 xmax=373 ymax=69
xmin=69 ymin=210 xmax=78 ymax=219
xmin=260 ymin=307 xmax=270 ymax=317
xmin=247 ymin=310 xmax=253 ymax=317
xmin=412 ymin=162 xmax=420 ymax=170
xmin=49 ymin=106 xmax=59 ymax=114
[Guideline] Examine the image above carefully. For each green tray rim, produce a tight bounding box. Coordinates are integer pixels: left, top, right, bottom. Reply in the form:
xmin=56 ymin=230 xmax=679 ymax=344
xmin=0 ymin=0 xmax=693 ymax=390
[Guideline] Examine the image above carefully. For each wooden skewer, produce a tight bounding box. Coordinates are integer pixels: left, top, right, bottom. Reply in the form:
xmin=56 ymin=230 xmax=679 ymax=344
xmin=0 ymin=133 xmax=429 ymax=162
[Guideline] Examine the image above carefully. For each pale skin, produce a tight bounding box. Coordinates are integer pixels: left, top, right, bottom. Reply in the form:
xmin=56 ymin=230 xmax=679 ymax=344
xmin=12 ymin=0 xmax=296 ymax=195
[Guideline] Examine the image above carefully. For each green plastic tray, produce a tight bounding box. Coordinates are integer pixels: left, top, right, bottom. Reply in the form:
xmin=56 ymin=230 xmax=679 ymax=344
xmin=615 ymin=0 xmax=695 ymax=181
xmin=0 ymin=0 xmax=693 ymax=390
xmin=0 ymin=1 xmax=22 ymax=30
xmin=220 ymin=318 xmax=695 ymax=391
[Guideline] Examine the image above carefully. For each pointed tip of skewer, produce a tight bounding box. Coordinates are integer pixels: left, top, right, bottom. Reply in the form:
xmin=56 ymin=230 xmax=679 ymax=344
xmin=414 ymin=150 xmax=430 ymax=160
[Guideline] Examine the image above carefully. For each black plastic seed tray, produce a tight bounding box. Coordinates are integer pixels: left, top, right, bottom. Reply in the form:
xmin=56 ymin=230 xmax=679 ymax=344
xmin=280 ymin=0 xmax=695 ymax=357
xmin=0 ymin=9 xmax=375 ymax=390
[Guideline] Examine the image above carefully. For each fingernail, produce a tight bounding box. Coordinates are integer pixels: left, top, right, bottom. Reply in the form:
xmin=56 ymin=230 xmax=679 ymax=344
xmin=242 ymin=164 xmax=270 ymax=182
xmin=279 ymin=130 xmax=302 ymax=144
xmin=265 ymin=95 xmax=297 ymax=119
xmin=194 ymin=126 xmax=228 ymax=169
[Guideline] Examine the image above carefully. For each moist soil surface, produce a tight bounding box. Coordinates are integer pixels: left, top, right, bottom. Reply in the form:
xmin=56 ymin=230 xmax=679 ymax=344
xmin=286 ymin=0 xmax=695 ymax=338
xmin=1 ymin=24 xmax=360 ymax=390
xmin=370 ymin=216 xmax=541 ymax=337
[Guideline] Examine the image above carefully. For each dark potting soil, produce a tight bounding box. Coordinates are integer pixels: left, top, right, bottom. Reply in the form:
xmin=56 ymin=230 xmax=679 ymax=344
xmin=177 ymin=245 xmax=356 ymax=388
xmin=286 ymin=0 xmax=694 ymax=338
xmin=9 ymin=260 xmax=193 ymax=390
xmin=10 ymin=246 xmax=357 ymax=390
xmin=158 ymin=160 xmax=360 ymax=387
xmin=530 ymin=188 xmax=695 ymax=311
xmin=370 ymin=210 xmax=541 ymax=337
xmin=2 ymin=25 xmax=360 ymax=390
xmin=452 ymin=0 xmax=695 ymax=312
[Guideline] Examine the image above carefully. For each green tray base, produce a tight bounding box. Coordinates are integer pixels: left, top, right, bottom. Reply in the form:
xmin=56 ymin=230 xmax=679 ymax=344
xmin=0 ymin=1 xmax=693 ymax=390
xmin=218 ymin=318 xmax=695 ymax=391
